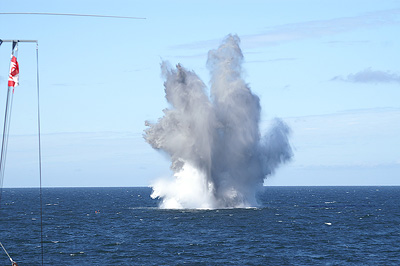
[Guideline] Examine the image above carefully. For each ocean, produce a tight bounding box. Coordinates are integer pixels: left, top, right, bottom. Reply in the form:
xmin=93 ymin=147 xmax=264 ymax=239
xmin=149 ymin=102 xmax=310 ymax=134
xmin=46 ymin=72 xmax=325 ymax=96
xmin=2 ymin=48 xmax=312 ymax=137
xmin=0 ymin=186 xmax=399 ymax=265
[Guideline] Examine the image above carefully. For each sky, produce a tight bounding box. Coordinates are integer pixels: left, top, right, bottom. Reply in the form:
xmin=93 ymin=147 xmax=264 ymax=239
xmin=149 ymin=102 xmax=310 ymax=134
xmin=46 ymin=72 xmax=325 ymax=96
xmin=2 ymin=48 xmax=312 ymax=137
xmin=0 ymin=0 xmax=399 ymax=187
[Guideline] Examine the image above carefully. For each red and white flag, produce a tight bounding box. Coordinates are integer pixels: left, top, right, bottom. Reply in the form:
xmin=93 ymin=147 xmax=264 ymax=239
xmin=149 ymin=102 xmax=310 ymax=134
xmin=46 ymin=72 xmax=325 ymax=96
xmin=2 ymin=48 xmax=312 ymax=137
xmin=8 ymin=56 xmax=19 ymax=88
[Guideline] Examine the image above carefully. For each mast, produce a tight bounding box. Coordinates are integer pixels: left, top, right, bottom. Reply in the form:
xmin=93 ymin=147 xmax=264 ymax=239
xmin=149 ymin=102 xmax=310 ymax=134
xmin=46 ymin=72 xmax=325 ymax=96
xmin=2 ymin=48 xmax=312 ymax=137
xmin=0 ymin=39 xmax=43 ymax=266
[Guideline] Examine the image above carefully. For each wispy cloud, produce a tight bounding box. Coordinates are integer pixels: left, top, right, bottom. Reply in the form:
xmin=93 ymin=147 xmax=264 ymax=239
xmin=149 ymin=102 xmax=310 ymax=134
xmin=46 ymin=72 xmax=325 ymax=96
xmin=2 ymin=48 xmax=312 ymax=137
xmin=278 ymin=107 xmax=400 ymax=169
xmin=172 ymin=53 xmax=207 ymax=59
xmin=51 ymin=83 xmax=74 ymax=87
xmin=246 ymin=57 xmax=297 ymax=64
xmin=331 ymin=68 xmax=400 ymax=84
xmin=323 ymin=40 xmax=370 ymax=46
xmin=243 ymin=8 xmax=400 ymax=48
xmin=173 ymin=8 xmax=400 ymax=50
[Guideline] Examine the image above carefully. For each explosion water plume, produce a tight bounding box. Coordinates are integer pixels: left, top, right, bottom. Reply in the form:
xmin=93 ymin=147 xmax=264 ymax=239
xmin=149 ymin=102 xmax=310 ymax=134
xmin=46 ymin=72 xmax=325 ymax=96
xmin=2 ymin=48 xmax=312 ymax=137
xmin=145 ymin=35 xmax=293 ymax=209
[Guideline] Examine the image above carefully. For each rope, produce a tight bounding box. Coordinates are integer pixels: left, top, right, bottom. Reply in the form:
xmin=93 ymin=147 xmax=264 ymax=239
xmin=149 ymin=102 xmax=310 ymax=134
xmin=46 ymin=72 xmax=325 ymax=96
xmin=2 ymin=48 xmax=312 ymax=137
xmin=0 ymin=242 xmax=14 ymax=263
xmin=36 ymin=42 xmax=44 ymax=266
xmin=0 ymin=12 xmax=146 ymax=20
xmin=0 ymin=86 xmax=12 ymax=202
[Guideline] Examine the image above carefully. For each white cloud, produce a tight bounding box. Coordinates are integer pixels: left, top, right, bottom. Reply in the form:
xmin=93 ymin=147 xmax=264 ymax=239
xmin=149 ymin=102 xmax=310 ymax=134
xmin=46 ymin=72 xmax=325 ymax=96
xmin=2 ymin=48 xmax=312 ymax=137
xmin=244 ymin=8 xmax=400 ymax=47
xmin=332 ymin=68 xmax=400 ymax=84
xmin=172 ymin=8 xmax=400 ymax=50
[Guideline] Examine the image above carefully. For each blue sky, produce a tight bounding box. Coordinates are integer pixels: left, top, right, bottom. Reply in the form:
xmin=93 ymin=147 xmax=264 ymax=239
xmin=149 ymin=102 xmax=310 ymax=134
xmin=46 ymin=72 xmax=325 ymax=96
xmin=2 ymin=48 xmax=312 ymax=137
xmin=0 ymin=1 xmax=399 ymax=187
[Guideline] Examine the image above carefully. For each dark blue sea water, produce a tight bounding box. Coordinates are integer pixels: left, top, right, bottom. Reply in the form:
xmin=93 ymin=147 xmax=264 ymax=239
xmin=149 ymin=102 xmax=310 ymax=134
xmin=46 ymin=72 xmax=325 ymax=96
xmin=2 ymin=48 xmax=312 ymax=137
xmin=0 ymin=186 xmax=399 ymax=265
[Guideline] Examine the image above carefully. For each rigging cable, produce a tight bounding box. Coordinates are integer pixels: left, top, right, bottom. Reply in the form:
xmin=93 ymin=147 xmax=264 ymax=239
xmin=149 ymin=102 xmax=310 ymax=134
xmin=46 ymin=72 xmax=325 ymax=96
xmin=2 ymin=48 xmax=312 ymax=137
xmin=0 ymin=242 xmax=17 ymax=265
xmin=0 ymin=12 xmax=146 ymax=20
xmin=0 ymin=41 xmax=17 ymax=206
xmin=0 ymin=41 xmax=19 ymax=265
xmin=36 ymin=41 xmax=44 ymax=266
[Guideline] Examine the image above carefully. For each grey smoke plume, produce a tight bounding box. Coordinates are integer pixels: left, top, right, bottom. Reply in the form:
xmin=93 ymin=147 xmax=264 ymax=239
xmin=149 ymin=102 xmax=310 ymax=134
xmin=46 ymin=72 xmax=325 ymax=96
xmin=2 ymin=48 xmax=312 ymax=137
xmin=145 ymin=35 xmax=292 ymax=209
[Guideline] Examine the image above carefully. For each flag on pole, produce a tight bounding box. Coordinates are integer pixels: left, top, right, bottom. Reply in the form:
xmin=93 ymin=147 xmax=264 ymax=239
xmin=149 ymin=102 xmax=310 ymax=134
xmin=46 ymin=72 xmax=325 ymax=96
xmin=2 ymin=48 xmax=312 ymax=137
xmin=8 ymin=56 xmax=19 ymax=88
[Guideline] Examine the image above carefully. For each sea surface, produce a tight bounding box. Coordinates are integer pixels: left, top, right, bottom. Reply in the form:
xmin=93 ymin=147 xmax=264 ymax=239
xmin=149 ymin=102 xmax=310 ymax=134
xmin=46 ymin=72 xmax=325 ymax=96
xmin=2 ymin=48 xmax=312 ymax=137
xmin=0 ymin=186 xmax=399 ymax=265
